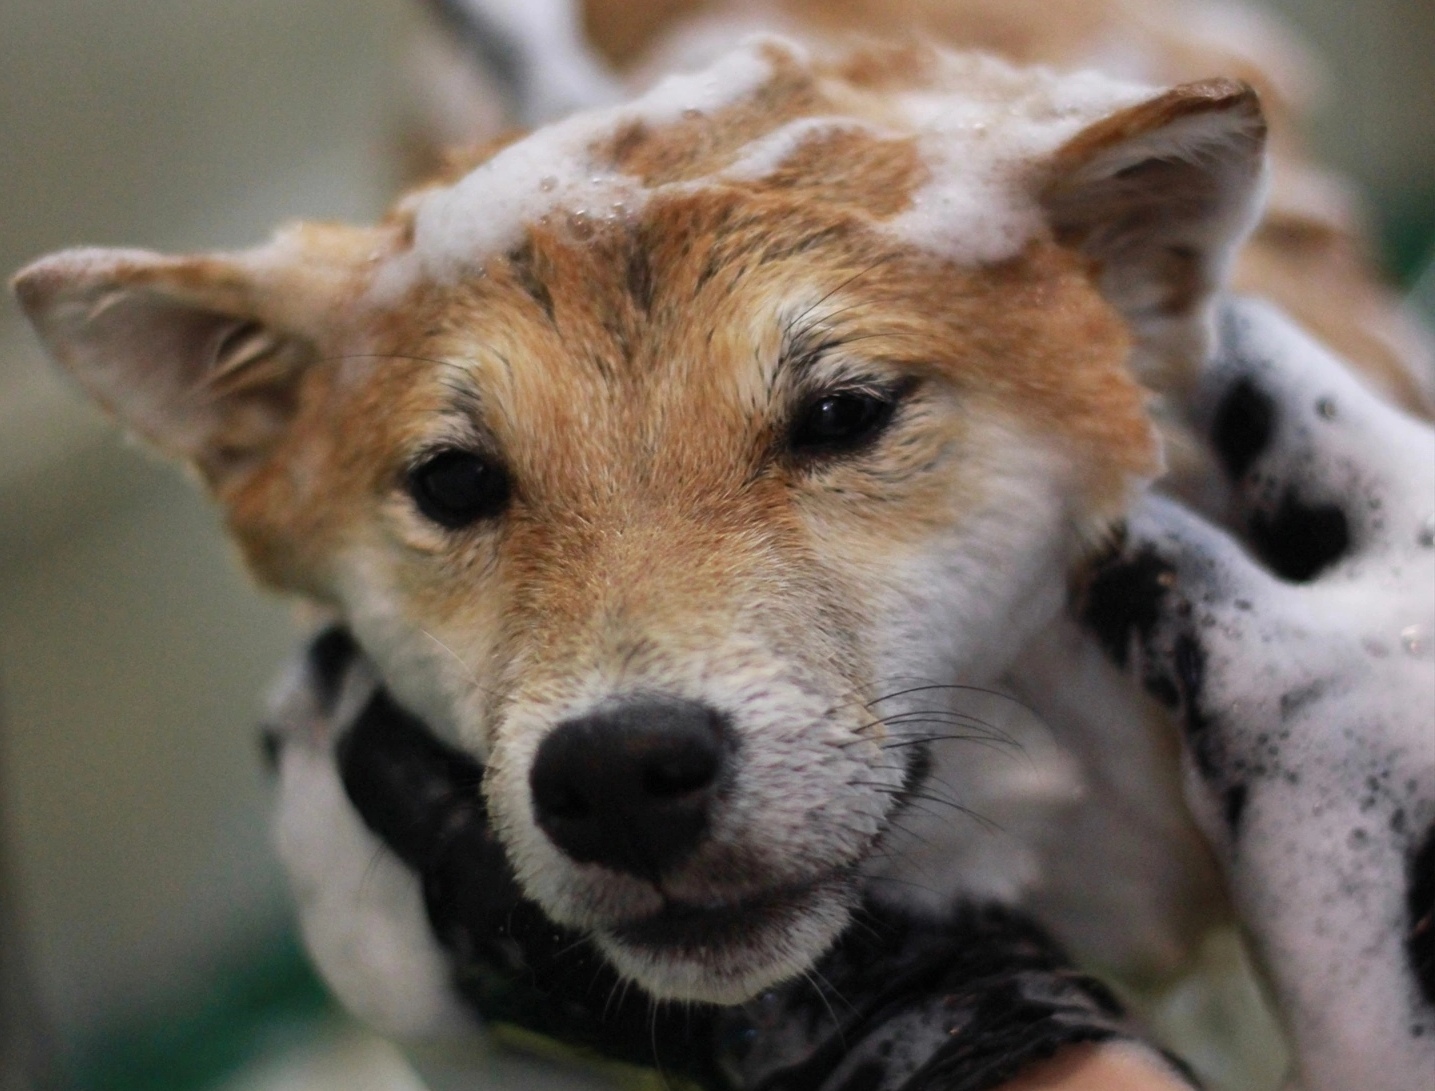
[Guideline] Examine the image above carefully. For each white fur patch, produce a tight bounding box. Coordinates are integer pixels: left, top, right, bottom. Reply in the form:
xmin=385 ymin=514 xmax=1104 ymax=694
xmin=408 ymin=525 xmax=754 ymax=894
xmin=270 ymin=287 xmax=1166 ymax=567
xmin=854 ymin=420 xmax=1096 ymax=912
xmin=334 ymin=546 xmax=488 ymax=750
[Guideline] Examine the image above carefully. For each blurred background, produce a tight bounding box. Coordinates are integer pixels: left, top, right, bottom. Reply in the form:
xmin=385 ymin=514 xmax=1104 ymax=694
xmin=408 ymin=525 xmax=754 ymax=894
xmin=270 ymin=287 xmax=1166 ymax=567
xmin=0 ymin=2 xmax=1431 ymax=1089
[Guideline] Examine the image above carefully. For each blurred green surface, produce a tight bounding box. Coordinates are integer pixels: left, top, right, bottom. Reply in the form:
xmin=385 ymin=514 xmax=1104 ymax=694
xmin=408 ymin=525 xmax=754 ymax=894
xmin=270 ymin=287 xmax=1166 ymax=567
xmin=1381 ymin=188 xmax=1435 ymax=289
xmin=64 ymin=931 xmax=331 ymax=1091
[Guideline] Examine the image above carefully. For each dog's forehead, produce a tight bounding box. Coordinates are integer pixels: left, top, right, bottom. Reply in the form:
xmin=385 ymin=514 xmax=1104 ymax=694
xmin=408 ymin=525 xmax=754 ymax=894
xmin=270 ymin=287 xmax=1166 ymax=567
xmin=373 ymin=36 xmax=1151 ymax=299
xmin=298 ymin=36 xmax=1161 ymax=543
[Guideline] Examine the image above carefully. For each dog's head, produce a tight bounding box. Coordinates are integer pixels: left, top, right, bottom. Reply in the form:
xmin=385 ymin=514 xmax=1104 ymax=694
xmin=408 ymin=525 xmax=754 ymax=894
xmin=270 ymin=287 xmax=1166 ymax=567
xmin=14 ymin=40 xmax=1264 ymax=1003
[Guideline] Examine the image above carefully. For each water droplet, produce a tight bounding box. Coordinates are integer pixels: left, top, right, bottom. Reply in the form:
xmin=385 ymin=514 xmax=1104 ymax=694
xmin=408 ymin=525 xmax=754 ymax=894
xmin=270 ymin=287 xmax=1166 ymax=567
xmin=1401 ymin=625 xmax=1428 ymax=656
xmin=539 ymin=175 xmax=558 ymax=192
xmin=569 ymin=210 xmax=594 ymax=239
xmin=1316 ymin=396 xmax=1337 ymax=420
xmin=1417 ymin=514 xmax=1435 ymax=548
xmin=682 ymin=106 xmax=704 ymax=120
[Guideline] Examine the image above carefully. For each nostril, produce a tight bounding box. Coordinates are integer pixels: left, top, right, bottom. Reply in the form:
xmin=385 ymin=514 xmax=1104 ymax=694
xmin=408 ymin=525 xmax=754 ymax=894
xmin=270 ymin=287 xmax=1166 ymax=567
xmin=642 ymin=749 xmax=719 ymax=799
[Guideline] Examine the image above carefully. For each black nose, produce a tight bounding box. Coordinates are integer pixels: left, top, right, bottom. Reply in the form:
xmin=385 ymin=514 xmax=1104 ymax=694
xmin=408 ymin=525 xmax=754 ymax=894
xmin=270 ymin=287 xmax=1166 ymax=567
xmin=529 ymin=697 xmax=729 ymax=880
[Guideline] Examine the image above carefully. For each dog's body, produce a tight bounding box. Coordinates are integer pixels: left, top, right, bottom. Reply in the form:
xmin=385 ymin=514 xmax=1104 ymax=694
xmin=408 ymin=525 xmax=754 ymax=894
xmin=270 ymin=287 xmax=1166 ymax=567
xmin=12 ymin=2 xmax=1433 ymax=1087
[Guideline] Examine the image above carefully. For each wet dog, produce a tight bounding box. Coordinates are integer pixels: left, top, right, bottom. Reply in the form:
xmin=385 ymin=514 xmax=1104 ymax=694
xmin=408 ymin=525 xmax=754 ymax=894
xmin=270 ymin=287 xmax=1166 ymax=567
xmin=12 ymin=0 xmax=1430 ymax=1053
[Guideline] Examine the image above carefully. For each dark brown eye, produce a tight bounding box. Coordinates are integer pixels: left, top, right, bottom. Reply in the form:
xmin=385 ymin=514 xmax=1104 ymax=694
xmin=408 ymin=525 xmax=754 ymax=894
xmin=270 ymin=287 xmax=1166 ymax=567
xmin=407 ymin=449 xmax=511 ymax=529
xmin=789 ymin=390 xmax=897 ymax=455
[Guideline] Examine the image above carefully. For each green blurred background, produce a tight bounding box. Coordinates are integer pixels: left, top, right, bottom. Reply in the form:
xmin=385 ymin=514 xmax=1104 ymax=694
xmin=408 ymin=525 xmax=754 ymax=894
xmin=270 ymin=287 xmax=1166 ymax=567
xmin=0 ymin=2 xmax=1430 ymax=1090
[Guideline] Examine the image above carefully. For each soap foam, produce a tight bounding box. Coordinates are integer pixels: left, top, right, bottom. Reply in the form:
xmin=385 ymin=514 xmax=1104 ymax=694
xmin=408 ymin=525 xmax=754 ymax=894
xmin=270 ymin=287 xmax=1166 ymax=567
xmin=884 ymin=54 xmax=1151 ymax=266
xmin=396 ymin=37 xmax=786 ymax=289
xmin=384 ymin=37 xmax=1155 ymax=296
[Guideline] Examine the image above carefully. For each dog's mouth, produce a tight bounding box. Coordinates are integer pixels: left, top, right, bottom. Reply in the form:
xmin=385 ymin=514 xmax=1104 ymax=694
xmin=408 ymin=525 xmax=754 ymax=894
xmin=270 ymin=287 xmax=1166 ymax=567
xmin=592 ymin=871 xmax=856 ymax=1004
xmin=611 ymin=874 xmax=836 ymax=952
xmin=576 ymin=744 xmax=930 ymax=1004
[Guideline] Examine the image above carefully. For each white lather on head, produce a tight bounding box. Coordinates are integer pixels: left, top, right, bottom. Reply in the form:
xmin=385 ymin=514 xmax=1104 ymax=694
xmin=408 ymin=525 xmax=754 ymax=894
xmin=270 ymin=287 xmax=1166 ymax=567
xmin=884 ymin=53 xmax=1152 ymax=265
xmin=382 ymin=36 xmax=791 ymax=294
xmin=391 ymin=37 xmax=1165 ymax=289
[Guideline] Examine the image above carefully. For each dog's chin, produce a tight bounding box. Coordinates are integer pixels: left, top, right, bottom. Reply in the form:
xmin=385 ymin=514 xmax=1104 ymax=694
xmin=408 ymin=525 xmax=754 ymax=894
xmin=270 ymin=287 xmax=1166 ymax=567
xmin=591 ymin=875 xmax=855 ymax=1005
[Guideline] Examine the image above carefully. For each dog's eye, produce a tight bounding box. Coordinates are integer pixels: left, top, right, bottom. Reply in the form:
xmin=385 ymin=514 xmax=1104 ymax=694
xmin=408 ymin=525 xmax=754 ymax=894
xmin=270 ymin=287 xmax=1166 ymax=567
xmin=407 ymin=449 xmax=511 ymax=529
xmin=789 ymin=389 xmax=897 ymax=455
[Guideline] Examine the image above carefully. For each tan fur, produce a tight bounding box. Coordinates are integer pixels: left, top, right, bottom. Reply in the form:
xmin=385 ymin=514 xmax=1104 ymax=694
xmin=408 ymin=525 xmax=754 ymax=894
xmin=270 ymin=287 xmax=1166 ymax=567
xmin=211 ymin=50 xmax=1163 ymax=600
xmin=410 ymin=0 xmax=1432 ymax=410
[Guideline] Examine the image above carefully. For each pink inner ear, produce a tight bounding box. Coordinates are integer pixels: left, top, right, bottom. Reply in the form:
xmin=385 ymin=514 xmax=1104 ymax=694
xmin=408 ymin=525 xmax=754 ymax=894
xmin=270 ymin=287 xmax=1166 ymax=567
xmin=49 ymin=284 xmax=261 ymax=453
xmin=13 ymin=222 xmax=378 ymax=478
xmin=13 ymin=250 xmax=312 ymax=479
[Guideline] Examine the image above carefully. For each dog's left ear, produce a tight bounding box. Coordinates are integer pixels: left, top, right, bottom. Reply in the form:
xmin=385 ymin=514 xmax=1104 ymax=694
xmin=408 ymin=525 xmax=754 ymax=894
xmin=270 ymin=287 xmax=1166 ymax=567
xmin=1042 ymin=78 xmax=1267 ymax=393
xmin=11 ymin=223 xmax=373 ymax=491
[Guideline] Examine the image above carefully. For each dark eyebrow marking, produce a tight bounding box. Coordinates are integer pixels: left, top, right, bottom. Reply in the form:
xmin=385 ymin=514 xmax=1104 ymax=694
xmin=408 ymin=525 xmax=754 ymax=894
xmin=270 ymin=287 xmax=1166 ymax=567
xmin=506 ymin=240 xmax=555 ymax=325
xmin=626 ymin=245 xmax=654 ymax=313
xmin=431 ymin=358 xmax=488 ymax=423
xmin=760 ymin=225 xmax=848 ymax=264
xmin=442 ymin=388 xmax=487 ymax=429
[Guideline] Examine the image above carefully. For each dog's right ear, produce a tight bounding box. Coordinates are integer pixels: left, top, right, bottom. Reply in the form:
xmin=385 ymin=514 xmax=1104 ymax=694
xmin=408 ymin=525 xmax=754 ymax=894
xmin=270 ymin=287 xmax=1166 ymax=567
xmin=1041 ymin=78 xmax=1268 ymax=395
xmin=11 ymin=223 xmax=375 ymax=492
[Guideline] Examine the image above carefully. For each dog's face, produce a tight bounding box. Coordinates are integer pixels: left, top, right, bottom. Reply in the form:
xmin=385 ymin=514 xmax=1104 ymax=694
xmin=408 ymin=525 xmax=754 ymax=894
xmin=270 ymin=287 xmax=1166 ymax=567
xmin=14 ymin=40 xmax=1265 ymax=1003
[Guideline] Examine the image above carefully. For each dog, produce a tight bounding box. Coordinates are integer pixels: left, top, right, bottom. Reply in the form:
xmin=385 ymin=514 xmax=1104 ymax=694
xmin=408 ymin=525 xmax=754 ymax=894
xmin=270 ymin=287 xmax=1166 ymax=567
xmin=10 ymin=0 xmax=1432 ymax=1082
xmin=255 ymin=295 xmax=1434 ymax=1091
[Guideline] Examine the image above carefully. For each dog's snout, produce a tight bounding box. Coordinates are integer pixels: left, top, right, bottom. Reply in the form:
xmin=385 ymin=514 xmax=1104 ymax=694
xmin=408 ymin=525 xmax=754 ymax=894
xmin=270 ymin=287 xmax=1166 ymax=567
xmin=530 ymin=697 xmax=729 ymax=879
